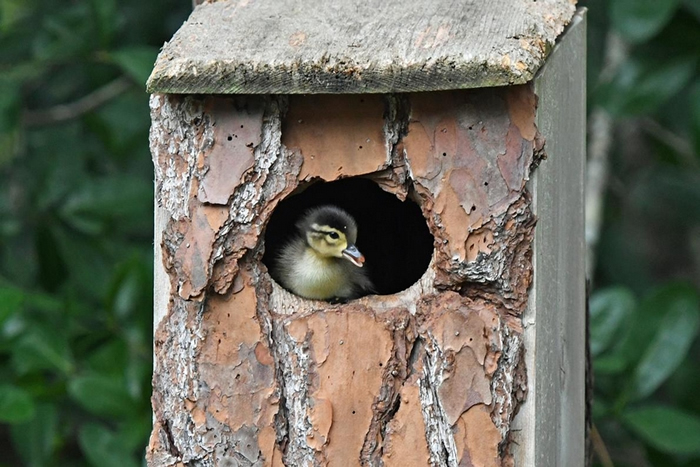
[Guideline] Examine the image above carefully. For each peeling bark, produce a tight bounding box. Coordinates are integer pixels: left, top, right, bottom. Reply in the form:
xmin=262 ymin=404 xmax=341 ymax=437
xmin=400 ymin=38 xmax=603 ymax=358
xmin=149 ymin=85 xmax=537 ymax=466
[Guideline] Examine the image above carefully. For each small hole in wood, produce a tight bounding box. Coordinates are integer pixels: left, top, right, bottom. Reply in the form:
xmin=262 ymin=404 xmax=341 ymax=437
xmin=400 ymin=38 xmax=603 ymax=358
xmin=484 ymin=181 xmax=489 ymax=186
xmin=227 ymin=135 xmax=233 ymax=141
xmin=359 ymin=146 xmax=363 ymax=149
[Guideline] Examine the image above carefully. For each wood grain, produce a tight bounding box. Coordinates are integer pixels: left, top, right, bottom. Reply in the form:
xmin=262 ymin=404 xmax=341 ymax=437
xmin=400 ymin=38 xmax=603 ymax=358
xmin=147 ymin=0 xmax=576 ymax=94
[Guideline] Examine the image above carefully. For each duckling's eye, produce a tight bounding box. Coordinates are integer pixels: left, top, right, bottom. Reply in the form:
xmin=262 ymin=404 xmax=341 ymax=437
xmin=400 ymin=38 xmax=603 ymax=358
xmin=327 ymin=231 xmax=339 ymax=240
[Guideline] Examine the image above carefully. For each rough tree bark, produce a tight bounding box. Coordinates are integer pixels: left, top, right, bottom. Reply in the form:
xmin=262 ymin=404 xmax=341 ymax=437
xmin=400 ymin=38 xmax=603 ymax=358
xmin=147 ymin=84 xmax=541 ymax=466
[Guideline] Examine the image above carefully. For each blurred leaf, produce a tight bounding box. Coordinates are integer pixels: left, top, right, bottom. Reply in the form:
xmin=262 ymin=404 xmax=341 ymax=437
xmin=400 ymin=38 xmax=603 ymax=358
xmin=0 ymin=0 xmax=30 ymax=32
xmin=667 ymin=359 xmax=700 ymax=415
xmin=0 ymin=285 xmax=23 ymax=328
xmin=10 ymin=404 xmax=58 ymax=467
xmin=107 ymin=257 xmax=149 ymax=322
xmin=0 ymin=384 xmax=36 ymax=423
xmin=593 ymin=353 xmax=629 ymax=375
xmin=88 ymin=0 xmax=116 ymax=46
xmin=590 ymin=286 xmax=636 ymax=357
xmin=117 ymin=416 xmax=152 ymax=453
xmin=622 ymin=405 xmax=700 ymax=455
xmin=616 ymin=284 xmax=697 ymax=367
xmin=88 ymin=89 xmax=152 ymax=166
xmin=68 ymin=374 xmax=137 ymax=419
xmin=691 ymin=80 xmax=700 ymax=157
xmin=110 ymin=46 xmax=158 ymax=84
xmin=49 ymin=226 xmax=112 ymax=301
xmin=631 ymin=167 xmax=700 ymax=226
xmin=631 ymin=286 xmax=700 ymax=399
xmin=79 ymin=423 xmax=140 ymax=467
xmin=610 ymin=0 xmax=682 ymax=43
xmin=599 ymin=55 xmax=697 ymax=116
xmin=0 ymin=77 xmax=21 ymax=165
xmin=596 ymin=221 xmax=654 ymax=294
xmin=86 ymin=339 xmax=128 ymax=376
xmin=12 ymin=326 xmax=73 ymax=375
xmin=683 ymin=0 xmax=700 ymax=20
xmin=0 ymin=78 xmax=21 ymax=132
xmin=59 ymin=175 xmax=153 ymax=235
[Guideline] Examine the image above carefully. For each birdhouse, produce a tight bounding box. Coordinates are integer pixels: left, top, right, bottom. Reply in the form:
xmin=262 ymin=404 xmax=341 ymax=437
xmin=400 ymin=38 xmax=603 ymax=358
xmin=147 ymin=1 xmax=586 ymax=466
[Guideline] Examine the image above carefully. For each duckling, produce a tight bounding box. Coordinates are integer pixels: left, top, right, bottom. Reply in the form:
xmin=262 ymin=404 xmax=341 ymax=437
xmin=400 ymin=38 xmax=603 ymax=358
xmin=274 ymin=205 xmax=374 ymax=301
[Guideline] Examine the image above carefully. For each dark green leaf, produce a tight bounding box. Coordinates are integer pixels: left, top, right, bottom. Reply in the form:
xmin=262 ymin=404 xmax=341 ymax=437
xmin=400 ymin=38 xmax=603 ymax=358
xmin=610 ymin=0 xmax=682 ymax=43
xmin=630 ymin=168 xmax=700 ymax=227
xmin=10 ymin=404 xmax=58 ymax=467
xmin=110 ymin=46 xmax=158 ymax=84
xmin=88 ymin=0 xmax=116 ymax=46
xmin=622 ymin=405 xmax=700 ymax=455
xmin=0 ymin=285 xmax=23 ymax=328
xmin=68 ymin=374 xmax=137 ymax=419
xmin=11 ymin=326 xmax=74 ymax=375
xmin=590 ymin=287 xmax=636 ymax=357
xmin=0 ymin=0 xmax=30 ymax=32
xmin=59 ymin=176 xmax=153 ymax=235
xmin=631 ymin=287 xmax=700 ymax=400
xmin=615 ymin=284 xmax=697 ymax=371
xmin=86 ymin=339 xmax=128 ymax=376
xmin=79 ymin=423 xmax=140 ymax=467
xmin=683 ymin=0 xmax=700 ymax=20
xmin=599 ymin=55 xmax=697 ymax=116
xmin=0 ymin=384 xmax=36 ymax=423
xmin=691 ymin=80 xmax=700 ymax=158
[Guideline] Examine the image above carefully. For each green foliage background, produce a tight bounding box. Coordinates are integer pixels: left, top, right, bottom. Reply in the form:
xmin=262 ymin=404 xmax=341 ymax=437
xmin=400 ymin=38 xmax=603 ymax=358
xmin=585 ymin=0 xmax=700 ymax=465
xmin=0 ymin=0 xmax=189 ymax=465
xmin=0 ymin=0 xmax=698 ymax=465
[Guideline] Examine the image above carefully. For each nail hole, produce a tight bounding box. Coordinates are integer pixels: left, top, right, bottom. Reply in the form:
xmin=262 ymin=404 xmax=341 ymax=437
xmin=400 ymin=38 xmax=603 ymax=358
xmin=227 ymin=135 xmax=233 ymax=141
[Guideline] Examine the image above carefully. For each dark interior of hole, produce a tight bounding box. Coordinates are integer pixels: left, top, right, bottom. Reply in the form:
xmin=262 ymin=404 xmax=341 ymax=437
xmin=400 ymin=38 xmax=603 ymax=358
xmin=262 ymin=178 xmax=434 ymax=297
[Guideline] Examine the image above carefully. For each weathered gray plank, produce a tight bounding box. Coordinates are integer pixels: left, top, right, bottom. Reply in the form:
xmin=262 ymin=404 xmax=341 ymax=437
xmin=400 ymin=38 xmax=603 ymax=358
xmin=511 ymin=8 xmax=587 ymax=467
xmin=148 ymin=0 xmax=576 ymax=94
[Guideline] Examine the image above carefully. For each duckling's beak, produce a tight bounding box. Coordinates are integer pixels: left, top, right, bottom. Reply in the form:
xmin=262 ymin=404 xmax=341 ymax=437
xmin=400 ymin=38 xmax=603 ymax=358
xmin=342 ymin=244 xmax=365 ymax=268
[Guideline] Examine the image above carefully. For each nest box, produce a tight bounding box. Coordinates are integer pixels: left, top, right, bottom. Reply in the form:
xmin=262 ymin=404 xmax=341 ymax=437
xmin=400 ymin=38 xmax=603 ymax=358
xmin=147 ymin=1 xmax=587 ymax=465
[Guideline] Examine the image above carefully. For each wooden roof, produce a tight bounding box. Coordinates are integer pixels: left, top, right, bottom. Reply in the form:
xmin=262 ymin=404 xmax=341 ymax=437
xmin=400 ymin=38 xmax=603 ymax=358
xmin=147 ymin=0 xmax=577 ymax=94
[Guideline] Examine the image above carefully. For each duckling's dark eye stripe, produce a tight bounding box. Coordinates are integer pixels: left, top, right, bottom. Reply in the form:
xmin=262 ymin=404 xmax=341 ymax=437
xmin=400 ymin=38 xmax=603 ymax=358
xmin=310 ymin=228 xmax=338 ymax=236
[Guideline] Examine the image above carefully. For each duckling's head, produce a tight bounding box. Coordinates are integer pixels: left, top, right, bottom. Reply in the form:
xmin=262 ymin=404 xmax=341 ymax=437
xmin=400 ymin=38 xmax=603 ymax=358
xmin=298 ymin=205 xmax=365 ymax=267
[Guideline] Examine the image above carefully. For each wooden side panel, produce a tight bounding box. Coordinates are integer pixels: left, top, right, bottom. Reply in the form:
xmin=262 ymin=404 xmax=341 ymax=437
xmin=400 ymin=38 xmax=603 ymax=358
xmin=512 ymin=10 xmax=587 ymax=467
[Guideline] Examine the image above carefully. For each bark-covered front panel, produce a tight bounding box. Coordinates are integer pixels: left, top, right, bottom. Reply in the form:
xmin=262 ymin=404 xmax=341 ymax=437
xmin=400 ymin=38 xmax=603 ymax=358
xmin=149 ymin=85 xmax=537 ymax=466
